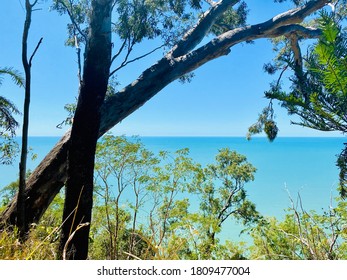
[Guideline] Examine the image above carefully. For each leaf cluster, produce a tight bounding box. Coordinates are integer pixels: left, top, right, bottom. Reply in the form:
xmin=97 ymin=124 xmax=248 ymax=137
xmin=0 ymin=67 xmax=23 ymax=165
xmin=198 ymin=148 xmax=258 ymax=225
xmin=52 ymin=0 xmax=202 ymax=47
xmin=247 ymin=101 xmax=279 ymax=142
xmin=0 ymin=97 xmax=20 ymax=137
xmin=0 ymin=67 xmax=24 ymax=88
xmin=0 ymin=68 xmax=22 ymax=137
xmin=51 ymin=0 xmax=90 ymax=46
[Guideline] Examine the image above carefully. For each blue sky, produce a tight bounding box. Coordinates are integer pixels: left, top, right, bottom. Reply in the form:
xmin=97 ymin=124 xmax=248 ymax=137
xmin=0 ymin=0 xmax=341 ymax=137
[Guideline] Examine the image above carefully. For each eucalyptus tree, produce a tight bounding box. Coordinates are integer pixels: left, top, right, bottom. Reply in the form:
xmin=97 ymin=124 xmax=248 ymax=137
xmin=0 ymin=0 xmax=334 ymax=254
xmin=185 ymin=148 xmax=259 ymax=259
xmin=55 ymin=0 xmax=114 ymax=259
xmin=92 ymin=135 xmax=159 ymax=259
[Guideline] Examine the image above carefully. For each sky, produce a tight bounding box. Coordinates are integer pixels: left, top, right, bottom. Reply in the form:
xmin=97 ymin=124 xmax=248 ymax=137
xmin=0 ymin=0 xmax=342 ymax=137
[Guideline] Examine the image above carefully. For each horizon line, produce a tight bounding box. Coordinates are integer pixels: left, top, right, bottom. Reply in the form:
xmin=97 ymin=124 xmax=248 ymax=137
xmin=16 ymin=134 xmax=345 ymax=138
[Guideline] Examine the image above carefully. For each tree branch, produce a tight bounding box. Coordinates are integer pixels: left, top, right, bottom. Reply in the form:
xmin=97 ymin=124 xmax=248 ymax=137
xmin=100 ymin=1 xmax=330 ymax=134
xmin=30 ymin=0 xmax=39 ymax=7
xmin=111 ymin=38 xmax=127 ymax=65
xmin=29 ymin=37 xmax=43 ymax=68
xmin=170 ymin=0 xmax=241 ymax=58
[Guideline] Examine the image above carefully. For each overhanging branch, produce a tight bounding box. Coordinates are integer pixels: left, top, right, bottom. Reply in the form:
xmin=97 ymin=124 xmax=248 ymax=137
xmin=100 ymin=1 xmax=330 ymax=134
xmin=170 ymin=0 xmax=240 ymax=58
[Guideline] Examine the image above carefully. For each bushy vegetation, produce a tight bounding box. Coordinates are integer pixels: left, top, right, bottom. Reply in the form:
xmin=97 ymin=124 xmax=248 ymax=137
xmin=0 ymin=193 xmax=63 ymax=260
xmin=250 ymin=197 xmax=347 ymax=260
xmin=89 ymin=134 xmax=260 ymax=260
xmin=1 ymin=135 xmax=346 ymax=260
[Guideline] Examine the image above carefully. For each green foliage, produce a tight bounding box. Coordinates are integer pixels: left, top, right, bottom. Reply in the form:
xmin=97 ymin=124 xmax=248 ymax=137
xmin=0 ymin=135 xmax=19 ymax=165
xmin=91 ymin=135 xmax=260 ymax=259
xmin=52 ymin=0 xmax=203 ymax=48
xmin=51 ymin=0 xmax=250 ymax=85
xmin=51 ymin=0 xmax=90 ymax=46
xmin=2 ymin=134 xmax=347 ymax=259
xmin=0 ymin=180 xmax=19 ymax=208
xmin=0 ymin=67 xmax=24 ymax=88
xmin=247 ymin=101 xmax=279 ymax=142
xmin=0 ymin=94 xmax=19 ymax=132
xmin=0 ymin=67 xmax=23 ymax=165
xmin=143 ymin=147 xmax=199 ymax=259
xmin=260 ymin=13 xmax=347 ymax=197
xmin=0 ymin=227 xmax=57 ymax=260
xmin=265 ymin=13 xmax=347 ymax=132
xmin=0 ymin=67 xmax=22 ymax=136
xmin=337 ymin=148 xmax=347 ymax=198
xmin=115 ymin=0 xmax=161 ymax=43
xmin=56 ymin=99 xmax=76 ymax=129
xmin=185 ymin=148 xmax=259 ymax=259
xmin=0 ymin=189 xmax=64 ymax=260
xmin=199 ymin=148 xmax=257 ymax=225
xmin=91 ymin=134 xmax=157 ymax=259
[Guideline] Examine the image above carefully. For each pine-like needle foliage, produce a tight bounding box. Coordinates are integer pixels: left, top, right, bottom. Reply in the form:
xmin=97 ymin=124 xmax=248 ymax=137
xmin=263 ymin=13 xmax=347 ymax=197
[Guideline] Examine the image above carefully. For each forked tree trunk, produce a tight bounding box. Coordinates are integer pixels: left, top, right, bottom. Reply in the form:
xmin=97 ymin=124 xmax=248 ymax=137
xmin=18 ymin=0 xmax=42 ymax=240
xmin=0 ymin=0 xmax=329 ymax=234
xmin=58 ymin=0 xmax=112 ymax=260
xmin=17 ymin=0 xmax=34 ymax=240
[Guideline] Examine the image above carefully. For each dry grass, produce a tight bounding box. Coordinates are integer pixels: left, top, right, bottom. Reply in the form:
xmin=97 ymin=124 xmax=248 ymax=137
xmin=0 ymin=226 xmax=58 ymax=260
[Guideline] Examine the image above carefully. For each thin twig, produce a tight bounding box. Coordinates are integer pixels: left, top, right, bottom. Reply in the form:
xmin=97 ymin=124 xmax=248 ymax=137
xmin=69 ymin=185 xmax=85 ymax=237
xmin=58 ymin=0 xmax=87 ymax=43
xmin=111 ymin=38 xmax=128 ymax=65
xmin=123 ymin=251 xmax=142 ymax=260
xmin=109 ymin=44 xmax=164 ymax=77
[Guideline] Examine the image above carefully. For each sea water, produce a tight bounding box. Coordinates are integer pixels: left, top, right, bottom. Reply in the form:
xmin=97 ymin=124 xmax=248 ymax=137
xmin=139 ymin=137 xmax=344 ymax=216
xmin=0 ymin=136 xmax=345 ymax=242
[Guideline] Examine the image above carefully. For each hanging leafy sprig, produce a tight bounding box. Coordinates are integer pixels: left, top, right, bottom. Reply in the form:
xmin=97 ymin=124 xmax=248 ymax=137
xmin=246 ymin=99 xmax=279 ymax=142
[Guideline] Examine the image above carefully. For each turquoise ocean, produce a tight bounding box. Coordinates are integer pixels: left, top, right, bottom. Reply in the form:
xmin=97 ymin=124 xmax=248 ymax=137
xmin=0 ymin=136 xmax=345 ymax=242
